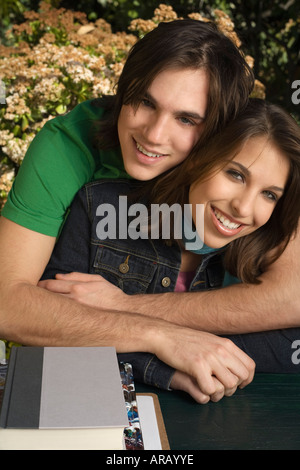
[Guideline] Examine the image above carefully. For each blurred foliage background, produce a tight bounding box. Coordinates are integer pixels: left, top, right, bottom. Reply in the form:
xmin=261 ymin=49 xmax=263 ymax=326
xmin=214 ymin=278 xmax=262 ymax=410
xmin=0 ymin=0 xmax=299 ymax=209
xmin=1 ymin=0 xmax=299 ymax=115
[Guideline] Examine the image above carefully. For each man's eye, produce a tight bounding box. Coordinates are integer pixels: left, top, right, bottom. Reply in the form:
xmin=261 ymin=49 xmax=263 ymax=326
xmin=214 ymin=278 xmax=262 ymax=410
xmin=179 ymin=117 xmax=195 ymax=126
xmin=141 ymin=98 xmax=154 ymax=108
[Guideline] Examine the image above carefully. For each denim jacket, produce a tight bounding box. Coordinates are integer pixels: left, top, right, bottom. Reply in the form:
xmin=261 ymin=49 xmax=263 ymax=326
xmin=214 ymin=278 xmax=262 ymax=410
xmin=42 ymin=179 xmax=225 ymax=390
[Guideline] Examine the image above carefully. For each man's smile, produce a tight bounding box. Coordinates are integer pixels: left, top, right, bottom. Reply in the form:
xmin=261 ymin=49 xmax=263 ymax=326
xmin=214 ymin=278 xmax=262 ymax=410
xmin=135 ymin=140 xmax=167 ymax=159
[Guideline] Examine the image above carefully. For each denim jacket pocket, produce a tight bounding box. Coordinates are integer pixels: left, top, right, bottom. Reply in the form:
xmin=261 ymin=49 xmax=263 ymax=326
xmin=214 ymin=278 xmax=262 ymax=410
xmin=92 ymin=244 xmax=157 ymax=294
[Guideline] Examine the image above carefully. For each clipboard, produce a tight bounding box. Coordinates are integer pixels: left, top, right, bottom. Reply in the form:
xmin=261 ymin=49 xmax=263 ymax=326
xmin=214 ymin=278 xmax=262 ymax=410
xmin=137 ymin=393 xmax=170 ymax=450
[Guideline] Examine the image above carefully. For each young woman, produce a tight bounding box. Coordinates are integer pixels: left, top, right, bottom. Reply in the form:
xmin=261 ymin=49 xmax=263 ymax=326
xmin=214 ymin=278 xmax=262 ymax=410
xmin=41 ymin=98 xmax=300 ymax=398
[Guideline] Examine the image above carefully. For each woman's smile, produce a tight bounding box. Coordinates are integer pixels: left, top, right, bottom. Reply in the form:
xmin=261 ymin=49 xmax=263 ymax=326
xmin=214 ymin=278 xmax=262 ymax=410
xmin=210 ymin=205 xmax=247 ymax=237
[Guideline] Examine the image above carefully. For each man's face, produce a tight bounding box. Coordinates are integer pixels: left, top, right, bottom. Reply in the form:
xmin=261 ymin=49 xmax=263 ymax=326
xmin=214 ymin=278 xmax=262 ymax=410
xmin=118 ymin=67 xmax=209 ymax=180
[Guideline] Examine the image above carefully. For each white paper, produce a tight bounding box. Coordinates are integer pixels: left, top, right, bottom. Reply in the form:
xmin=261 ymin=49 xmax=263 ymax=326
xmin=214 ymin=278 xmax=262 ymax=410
xmin=136 ymin=395 xmax=162 ymax=450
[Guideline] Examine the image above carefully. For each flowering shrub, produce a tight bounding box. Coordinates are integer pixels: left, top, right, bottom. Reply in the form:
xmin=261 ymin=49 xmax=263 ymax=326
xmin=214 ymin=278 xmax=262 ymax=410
xmin=0 ymin=2 xmax=264 ymax=210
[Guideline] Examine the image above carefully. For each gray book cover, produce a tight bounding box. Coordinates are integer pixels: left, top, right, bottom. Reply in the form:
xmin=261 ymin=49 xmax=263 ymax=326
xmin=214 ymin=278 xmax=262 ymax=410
xmin=1 ymin=346 xmax=128 ymax=430
xmin=39 ymin=347 xmax=128 ymax=429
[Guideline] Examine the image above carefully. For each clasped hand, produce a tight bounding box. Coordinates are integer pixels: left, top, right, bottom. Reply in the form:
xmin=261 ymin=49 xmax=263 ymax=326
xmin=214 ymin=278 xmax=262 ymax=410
xmin=38 ymin=272 xmax=255 ymax=404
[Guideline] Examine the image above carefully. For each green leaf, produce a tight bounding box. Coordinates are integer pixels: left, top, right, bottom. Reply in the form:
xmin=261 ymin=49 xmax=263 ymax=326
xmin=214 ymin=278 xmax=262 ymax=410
xmin=13 ymin=124 xmax=21 ymax=136
xmin=21 ymin=115 xmax=29 ymax=131
xmin=55 ymin=104 xmax=67 ymax=115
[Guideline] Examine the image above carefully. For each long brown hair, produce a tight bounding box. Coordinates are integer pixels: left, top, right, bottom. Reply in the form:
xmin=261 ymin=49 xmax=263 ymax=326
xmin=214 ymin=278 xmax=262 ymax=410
xmin=96 ymin=18 xmax=254 ymax=149
xmin=142 ymin=99 xmax=300 ymax=284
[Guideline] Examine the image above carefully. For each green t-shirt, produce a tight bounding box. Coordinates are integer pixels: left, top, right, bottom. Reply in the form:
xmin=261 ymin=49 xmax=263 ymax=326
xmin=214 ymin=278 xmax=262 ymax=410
xmin=2 ymin=99 xmax=129 ymax=237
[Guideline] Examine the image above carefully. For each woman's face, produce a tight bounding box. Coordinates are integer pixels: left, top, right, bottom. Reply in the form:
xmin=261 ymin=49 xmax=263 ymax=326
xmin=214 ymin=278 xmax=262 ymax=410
xmin=118 ymin=67 xmax=209 ymax=180
xmin=189 ymin=136 xmax=290 ymax=249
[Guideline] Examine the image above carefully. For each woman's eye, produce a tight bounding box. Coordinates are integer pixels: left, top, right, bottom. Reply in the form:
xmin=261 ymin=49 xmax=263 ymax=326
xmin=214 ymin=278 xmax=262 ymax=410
xmin=263 ymin=191 xmax=278 ymax=202
xmin=227 ymin=169 xmax=244 ymax=182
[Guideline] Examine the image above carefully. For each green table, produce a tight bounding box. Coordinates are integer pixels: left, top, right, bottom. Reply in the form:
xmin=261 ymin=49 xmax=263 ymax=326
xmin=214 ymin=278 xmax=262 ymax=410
xmin=1 ymin=359 xmax=299 ymax=450
xmin=137 ymin=374 xmax=300 ymax=450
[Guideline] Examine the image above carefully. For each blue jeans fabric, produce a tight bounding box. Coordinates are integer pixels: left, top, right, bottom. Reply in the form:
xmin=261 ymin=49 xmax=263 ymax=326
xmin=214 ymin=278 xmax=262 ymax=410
xmin=42 ymin=179 xmax=300 ymax=390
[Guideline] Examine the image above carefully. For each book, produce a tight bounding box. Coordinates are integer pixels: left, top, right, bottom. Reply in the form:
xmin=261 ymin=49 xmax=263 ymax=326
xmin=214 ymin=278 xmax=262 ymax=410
xmin=0 ymin=346 xmax=129 ymax=450
xmin=0 ymin=348 xmax=169 ymax=451
xmin=120 ymin=362 xmax=144 ymax=450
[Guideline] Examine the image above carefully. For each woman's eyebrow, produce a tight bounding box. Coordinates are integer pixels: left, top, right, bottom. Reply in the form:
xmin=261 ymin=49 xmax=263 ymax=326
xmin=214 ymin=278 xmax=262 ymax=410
xmin=144 ymin=91 xmax=206 ymax=121
xmin=229 ymin=161 xmax=251 ymax=176
xmin=230 ymin=161 xmax=285 ymax=193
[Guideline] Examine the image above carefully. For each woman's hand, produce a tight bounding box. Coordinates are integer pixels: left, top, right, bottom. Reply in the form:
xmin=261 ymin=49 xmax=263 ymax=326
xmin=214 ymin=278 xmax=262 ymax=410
xmin=170 ymin=370 xmax=238 ymax=404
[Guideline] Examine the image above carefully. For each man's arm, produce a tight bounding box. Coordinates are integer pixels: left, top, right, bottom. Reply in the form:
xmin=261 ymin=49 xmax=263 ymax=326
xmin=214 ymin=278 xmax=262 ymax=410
xmin=0 ymin=217 xmax=176 ymax=350
xmin=0 ymin=217 xmax=112 ymax=346
xmin=42 ymin=229 xmax=300 ymax=334
xmin=138 ymin=230 xmax=300 ymax=334
xmin=0 ymin=217 xmax=255 ymax=402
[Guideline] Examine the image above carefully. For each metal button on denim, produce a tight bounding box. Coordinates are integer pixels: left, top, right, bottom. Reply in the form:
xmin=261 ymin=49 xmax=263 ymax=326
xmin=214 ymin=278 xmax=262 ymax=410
xmin=119 ymin=263 xmax=129 ymax=273
xmin=161 ymin=277 xmax=171 ymax=287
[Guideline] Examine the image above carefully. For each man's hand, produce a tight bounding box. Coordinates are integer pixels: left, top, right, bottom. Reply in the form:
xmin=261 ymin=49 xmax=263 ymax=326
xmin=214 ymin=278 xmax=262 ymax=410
xmin=152 ymin=326 xmax=255 ymax=401
xmin=38 ymin=272 xmax=124 ymax=309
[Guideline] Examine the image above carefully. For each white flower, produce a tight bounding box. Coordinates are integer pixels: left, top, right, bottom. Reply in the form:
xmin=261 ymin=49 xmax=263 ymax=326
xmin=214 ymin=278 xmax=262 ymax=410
xmin=66 ymin=63 xmax=94 ymax=83
xmin=0 ymin=132 xmax=35 ymax=165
